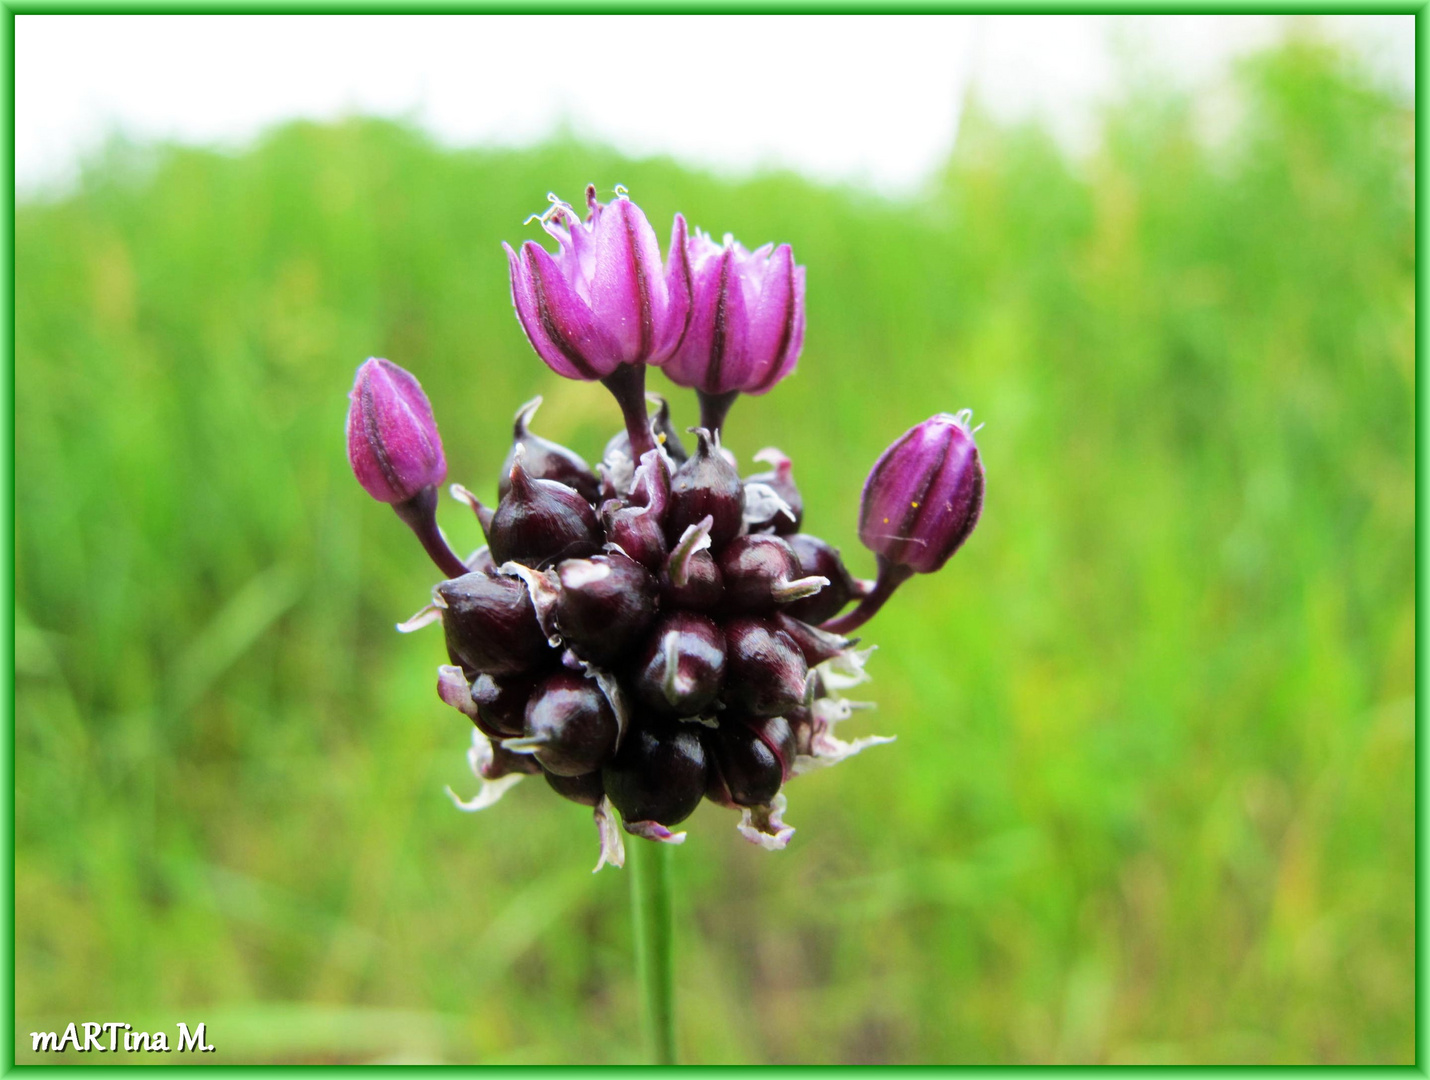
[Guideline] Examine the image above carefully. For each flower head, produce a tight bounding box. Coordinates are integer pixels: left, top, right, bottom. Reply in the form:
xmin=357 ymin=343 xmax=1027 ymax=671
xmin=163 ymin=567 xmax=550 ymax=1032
xmin=662 ymin=231 xmax=806 ymax=430
xmin=346 ymin=357 xmax=446 ymax=505
xmin=858 ymin=410 xmax=984 ymax=575
xmin=504 ymin=186 xmax=692 ymax=381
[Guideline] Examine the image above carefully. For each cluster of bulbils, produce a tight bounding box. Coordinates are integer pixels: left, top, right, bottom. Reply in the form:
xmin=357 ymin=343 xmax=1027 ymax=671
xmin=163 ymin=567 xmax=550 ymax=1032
xmin=345 ymin=185 xmax=984 ymax=871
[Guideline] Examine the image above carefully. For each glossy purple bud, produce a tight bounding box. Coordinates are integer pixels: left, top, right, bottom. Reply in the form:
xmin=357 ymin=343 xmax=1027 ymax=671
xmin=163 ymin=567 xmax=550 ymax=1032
xmin=662 ymin=232 xmax=806 ymax=432
xmin=631 ymin=611 xmax=727 ymax=717
xmin=717 ymin=534 xmax=829 ymax=614
xmin=489 ymin=457 xmax=604 ymax=567
xmin=743 ymin=449 xmax=803 ymax=535
xmin=504 ymin=187 xmax=692 ymax=380
xmin=770 ymin=612 xmax=855 ymax=667
xmin=437 ymin=572 xmax=550 ymax=677
xmin=469 ymin=672 xmax=536 ymax=738
xmin=603 ymin=720 xmax=708 ymax=828
xmin=722 ymin=618 xmax=809 ymax=718
xmin=510 ymin=671 xmax=619 ymax=777
xmin=346 ymin=357 xmax=447 ymax=505
xmin=660 ymin=548 xmax=722 ymax=610
xmin=781 ymin=534 xmax=868 ymax=624
xmin=602 ymin=499 xmax=668 ymax=571
xmin=599 ymin=449 xmax=671 ymax=569
xmin=553 ymin=553 xmax=659 ymax=666
xmin=707 ymin=715 xmax=789 ymax=808
xmin=859 ymin=411 xmax=984 ymax=575
xmin=665 ymin=429 xmax=745 ymax=548
xmin=604 ymin=395 xmax=688 ymax=468
xmin=545 ymin=768 xmax=605 ymax=807
xmin=499 ymin=397 xmax=601 ymax=503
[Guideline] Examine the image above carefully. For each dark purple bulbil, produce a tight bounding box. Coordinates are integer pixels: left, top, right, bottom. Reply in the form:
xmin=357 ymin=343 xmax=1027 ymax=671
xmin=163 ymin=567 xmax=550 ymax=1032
xmin=346 ymin=188 xmax=985 ymax=860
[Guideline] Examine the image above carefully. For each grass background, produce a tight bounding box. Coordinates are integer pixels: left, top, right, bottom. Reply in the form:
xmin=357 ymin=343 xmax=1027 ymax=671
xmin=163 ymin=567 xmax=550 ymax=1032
xmin=15 ymin=33 xmax=1414 ymax=1064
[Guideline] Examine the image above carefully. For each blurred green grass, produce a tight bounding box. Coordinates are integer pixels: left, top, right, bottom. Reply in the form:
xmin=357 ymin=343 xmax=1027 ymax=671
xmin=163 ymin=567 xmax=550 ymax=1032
xmin=15 ymin=36 xmax=1412 ymax=1064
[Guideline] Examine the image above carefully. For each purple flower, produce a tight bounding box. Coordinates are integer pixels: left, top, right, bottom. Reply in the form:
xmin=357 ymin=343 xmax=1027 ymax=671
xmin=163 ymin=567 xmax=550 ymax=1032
xmin=821 ymin=410 xmax=984 ymax=637
xmin=662 ymin=231 xmax=806 ymax=431
xmin=858 ymin=410 xmax=984 ymax=575
xmin=504 ymin=186 xmax=692 ymax=381
xmin=346 ymin=357 xmax=447 ymax=505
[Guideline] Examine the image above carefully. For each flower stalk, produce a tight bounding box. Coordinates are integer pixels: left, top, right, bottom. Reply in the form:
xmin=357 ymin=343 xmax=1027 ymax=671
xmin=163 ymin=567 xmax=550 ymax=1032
xmin=629 ymin=838 xmax=677 ymax=1065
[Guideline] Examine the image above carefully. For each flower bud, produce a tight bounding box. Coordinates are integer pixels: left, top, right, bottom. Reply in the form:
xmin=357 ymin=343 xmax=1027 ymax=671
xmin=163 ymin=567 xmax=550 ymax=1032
xmin=665 ymin=428 xmax=745 ymax=548
xmin=743 ymin=449 xmax=802 ymax=535
xmin=599 ymin=449 xmax=670 ymax=569
xmin=603 ymin=720 xmax=708 ymax=828
xmin=602 ymin=499 xmax=668 ymax=570
xmin=781 ymin=534 xmax=867 ymax=624
xmin=545 ymin=768 xmax=605 ymax=807
xmin=660 ymin=547 xmax=722 ymax=610
xmin=504 ymin=187 xmax=692 ymax=380
xmin=437 ymin=571 xmax=550 ymax=677
xmin=662 ymin=232 xmax=806 ymax=432
xmin=510 ymin=671 xmax=620 ymax=777
xmin=770 ymin=612 xmax=855 ymax=667
xmin=346 ymin=357 xmax=447 ymax=505
xmin=722 ymin=617 xmax=809 ymax=718
xmin=499 ymin=397 xmax=601 ymax=503
xmin=469 ymin=672 xmax=536 ymax=737
xmin=554 ymin=552 xmax=659 ymax=666
xmin=859 ymin=411 xmax=984 ymax=575
xmin=717 ymin=534 xmax=829 ymax=614
xmin=707 ymin=715 xmax=791 ymax=808
xmin=489 ymin=456 xmax=604 ymax=567
xmin=631 ymin=611 xmax=726 ymax=717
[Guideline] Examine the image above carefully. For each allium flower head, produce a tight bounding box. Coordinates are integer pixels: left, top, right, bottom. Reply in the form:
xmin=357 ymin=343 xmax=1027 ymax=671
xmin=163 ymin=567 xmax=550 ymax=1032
xmin=346 ymin=357 xmax=446 ymax=505
xmin=663 ymin=230 xmax=806 ymax=403
xmin=504 ymin=186 xmax=692 ymax=381
xmin=347 ymin=184 xmax=986 ymax=871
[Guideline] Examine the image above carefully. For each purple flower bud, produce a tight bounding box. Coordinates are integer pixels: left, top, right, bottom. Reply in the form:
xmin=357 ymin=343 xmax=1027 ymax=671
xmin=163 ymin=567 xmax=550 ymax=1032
xmin=781 ymin=534 xmax=869 ymax=624
xmin=706 ymin=715 xmax=791 ymax=808
xmin=769 ymin=611 xmax=855 ymax=667
xmin=859 ymin=411 xmax=984 ymax=575
xmin=469 ymin=672 xmax=536 ymax=738
xmin=599 ymin=449 xmax=671 ymax=569
xmin=743 ymin=448 xmax=803 ymax=535
xmin=717 ymin=534 xmax=828 ymax=614
xmin=631 ymin=611 xmax=727 ymax=718
xmin=504 ymin=187 xmax=692 ymax=381
xmin=603 ymin=720 xmax=708 ymax=829
xmin=665 ymin=428 xmax=745 ymax=548
xmin=553 ymin=553 xmax=659 ymax=667
xmin=499 ymin=397 xmax=601 ymax=503
xmin=662 ymin=232 xmax=806 ymax=432
xmin=545 ymin=768 xmax=605 ymax=807
xmin=510 ymin=671 xmax=620 ymax=777
xmin=660 ymin=546 xmax=722 ymax=610
xmin=346 ymin=357 xmax=447 ymax=505
xmin=602 ymin=498 xmax=668 ymax=571
xmin=437 ymin=572 xmax=551 ymax=677
xmin=722 ymin=618 xmax=809 ymax=718
xmin=489 ymin=456 xmax=604 ymax=567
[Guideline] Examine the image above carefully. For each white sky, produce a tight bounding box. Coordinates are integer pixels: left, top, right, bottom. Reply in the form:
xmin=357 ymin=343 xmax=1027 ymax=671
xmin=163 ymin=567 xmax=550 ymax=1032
xmin=15 ymin=14 xmax=1414 ymax=197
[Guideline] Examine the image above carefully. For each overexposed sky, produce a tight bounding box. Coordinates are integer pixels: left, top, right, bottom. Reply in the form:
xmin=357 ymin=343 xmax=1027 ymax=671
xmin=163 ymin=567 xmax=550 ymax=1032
xmin=16 ymin=14 xmax=1413 ymax=197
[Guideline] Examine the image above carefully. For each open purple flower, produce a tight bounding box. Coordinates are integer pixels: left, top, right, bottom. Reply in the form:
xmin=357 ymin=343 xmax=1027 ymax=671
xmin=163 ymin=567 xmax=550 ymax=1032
xmin=505 ymin=187 xmax=693 ymax=460
xmin=662 ymin=231 xmax=806 ymax=433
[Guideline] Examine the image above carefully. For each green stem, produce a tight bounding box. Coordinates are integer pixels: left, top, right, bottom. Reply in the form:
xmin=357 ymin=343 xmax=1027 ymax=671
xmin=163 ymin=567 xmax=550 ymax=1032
xmin=629 ymin=838 xmax=677 ymax=1065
